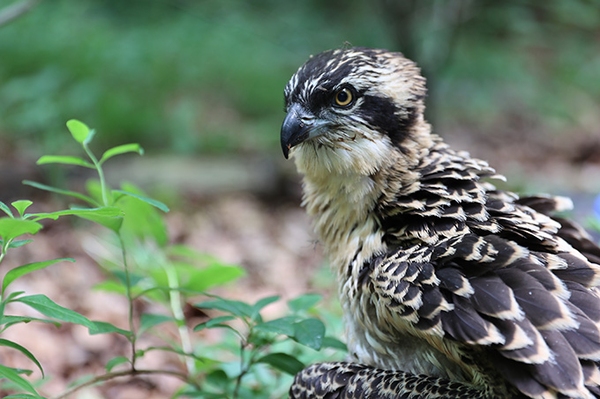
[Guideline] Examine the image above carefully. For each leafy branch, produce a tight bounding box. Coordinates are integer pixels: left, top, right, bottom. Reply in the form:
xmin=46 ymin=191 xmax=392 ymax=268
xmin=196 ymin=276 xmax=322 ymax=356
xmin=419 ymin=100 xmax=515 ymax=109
xmin=0 ymin=119 xmax=345 ymax=398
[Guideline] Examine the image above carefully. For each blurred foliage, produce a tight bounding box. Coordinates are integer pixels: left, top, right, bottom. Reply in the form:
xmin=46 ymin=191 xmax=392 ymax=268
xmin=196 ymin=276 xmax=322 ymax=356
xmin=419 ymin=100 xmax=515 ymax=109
xmin=423 ymin=0 xmax=600 ymax=132
xmin=0 ymin=0 xmax=390 ymax=155
xmin=0 ymin=0 xmax=599 ymax=157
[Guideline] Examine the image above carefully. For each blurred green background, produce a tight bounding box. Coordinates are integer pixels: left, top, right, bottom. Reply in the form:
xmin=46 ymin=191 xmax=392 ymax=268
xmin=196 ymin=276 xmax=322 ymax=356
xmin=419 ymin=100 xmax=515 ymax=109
xmin=1 ymin=0 xmax=599 ymax=200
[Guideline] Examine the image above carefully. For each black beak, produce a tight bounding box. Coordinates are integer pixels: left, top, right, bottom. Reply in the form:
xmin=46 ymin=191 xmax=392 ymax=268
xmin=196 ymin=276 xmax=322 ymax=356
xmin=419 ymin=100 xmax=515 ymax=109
xmin=280 ymin=104 xmax=311 ymax=159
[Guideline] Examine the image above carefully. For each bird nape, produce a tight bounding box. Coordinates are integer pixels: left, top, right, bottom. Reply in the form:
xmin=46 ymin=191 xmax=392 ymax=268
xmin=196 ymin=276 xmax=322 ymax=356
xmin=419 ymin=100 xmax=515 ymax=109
xmin=281 ymin=47 xmax=600 ymax=399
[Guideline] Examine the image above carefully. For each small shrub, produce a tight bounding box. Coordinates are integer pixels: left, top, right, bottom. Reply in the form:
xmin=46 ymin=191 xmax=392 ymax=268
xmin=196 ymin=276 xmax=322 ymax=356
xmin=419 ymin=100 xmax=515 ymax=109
xmin=0 ymin=120 xmax=345 ymax=398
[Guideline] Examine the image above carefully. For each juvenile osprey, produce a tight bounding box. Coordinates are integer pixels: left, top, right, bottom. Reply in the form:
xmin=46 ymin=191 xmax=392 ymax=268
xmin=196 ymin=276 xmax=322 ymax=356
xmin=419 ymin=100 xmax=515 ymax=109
xmin=281 ymin=48 xmax=600 ymax=398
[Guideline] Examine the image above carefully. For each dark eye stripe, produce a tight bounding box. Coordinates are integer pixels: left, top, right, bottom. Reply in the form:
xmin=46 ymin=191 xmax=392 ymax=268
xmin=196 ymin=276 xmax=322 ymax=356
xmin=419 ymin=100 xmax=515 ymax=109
xmin=359 ymin=95 xmax=416 ymax=146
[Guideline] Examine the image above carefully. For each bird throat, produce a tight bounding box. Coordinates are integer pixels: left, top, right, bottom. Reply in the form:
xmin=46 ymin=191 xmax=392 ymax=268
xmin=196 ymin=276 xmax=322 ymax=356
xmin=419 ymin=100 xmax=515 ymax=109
xmin=292 ymin=126 xmax=433 ymax=276
xmin=295 ymin=152 xmax=388 ymax=276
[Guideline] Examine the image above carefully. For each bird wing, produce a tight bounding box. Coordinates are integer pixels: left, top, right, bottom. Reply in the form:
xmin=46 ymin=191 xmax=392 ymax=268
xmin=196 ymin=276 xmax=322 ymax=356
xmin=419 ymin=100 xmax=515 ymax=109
xmin=367 ymin=144 xmax=600 ymax=398
xmin=369 ymin=202 xmax=600 ymax=398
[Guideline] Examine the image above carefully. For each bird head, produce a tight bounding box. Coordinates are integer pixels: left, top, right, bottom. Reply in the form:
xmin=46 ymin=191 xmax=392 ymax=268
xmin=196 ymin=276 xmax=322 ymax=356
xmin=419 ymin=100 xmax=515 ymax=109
xmin=281 ymin=47 xmax=429 ymax=176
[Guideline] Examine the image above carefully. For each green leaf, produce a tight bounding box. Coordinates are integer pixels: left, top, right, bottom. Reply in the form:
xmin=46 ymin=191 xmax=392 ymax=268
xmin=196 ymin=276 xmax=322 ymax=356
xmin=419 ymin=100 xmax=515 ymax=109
xmin=36 ymin=155 xmax=95 ymax=169
xmin=11 ymin=201 xmax=33 ymax=217
xmin=100 ymin=144 xmax=144 ymax=164
xmin=94 ymin=279 xmax=158 ymax=301
xmin=167 ymin=244 xmax=205 ymax=259
xmin=112 ymin=270 xmax=145 ymax=288
xmin=293 ymin=318 xmax=325 ymax=350
xmin=114 ymin=189 xmax=169 ymax=213
xmin=0 ymin=218 xmax=42 ymax=242
xmin=23 ymin=180 xmax=98 ymax=207
xmin=254 ymin=316 xmax=296 ymax=336
xmin=0 ymin=339 xmax=44 ymax=377
xmin=137 ymin=346 xmax=211 ymax=364
xmin=248 ymin=329 xmax=276 ymax=347
xmin=85 ymin=179 xmax=104 ymax=205
xmin=193 ymin=315 xmax=235 ymax=332
xmin=252 ymin=295 xmax=280 ymax=318
xmin=322 ymin=336 xmax=347 ymax=351
xmin=0 ymin=315 xmax=61 ymax=330
xmin=256 ymin=353 xmax=305 ymax=375
xmin=3 ymin=291 xmax=25 ymax=302
xmin=139 ymin=313 xmax=174 ymax=334
xmin=66 ymin=119 xmax=90 ymax=144
xmin=182 ymin=263 xmax=245 ymax=293
xmin=4 ymin=394 xmax=43 ymax=399
xmin=288 ymin=293 xmax=322 ymax=313
xmin=105 ymin=356 xmax=130 ymax=372
xmin=16 ymin=294 xmax=95 ymax=329
xmin=89 ymin=321 xmax=132 ymax=338
xmin=0 ymin=201 xmax=12 ymax=217
xmin=8 ymin=239 xmax=33 ymax=249
xmin=33 ymin=207 xmax=123 ymax=232
xmin=66 ymin=206 xmax=124 ymax=232
xmin=0 ymin=364 xmax=41 ymax=397
xmin=195 ymin=298 xmax=253 ymax=319
xmin=92 ymin=280 xmax=127 ymax=295
xmin=6 ymin=368 xmax=32 ymax=377
xmin=112 ymin=183 xmax=168 ymax=245
xmin=177 ymin=391 xmax=222 ymax=399
xmin=3 ymin=258 xmax=74 ymax=294
xmin=205 ymin=369 xmax=229 ymax=390
xmin=133 ymin=286 xmax=171 ymax=302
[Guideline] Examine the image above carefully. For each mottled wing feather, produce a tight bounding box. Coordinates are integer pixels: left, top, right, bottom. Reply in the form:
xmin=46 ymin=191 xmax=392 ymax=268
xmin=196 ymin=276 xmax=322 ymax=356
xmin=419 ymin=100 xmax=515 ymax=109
xmin=289 ymin=362 xmax=491 ymax=399
xmin=371 ymin=239 xmax=600 ymax=398
xmin=370 ymin=143 xmax=600 ymax=398
xmin=554 ymin=216 xmax=600 ymax=265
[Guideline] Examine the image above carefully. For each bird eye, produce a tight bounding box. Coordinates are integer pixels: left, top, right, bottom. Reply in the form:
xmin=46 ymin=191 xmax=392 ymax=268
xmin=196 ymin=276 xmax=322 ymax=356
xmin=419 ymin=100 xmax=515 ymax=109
xmin=334 ymin=87 xmax=354 ymax=107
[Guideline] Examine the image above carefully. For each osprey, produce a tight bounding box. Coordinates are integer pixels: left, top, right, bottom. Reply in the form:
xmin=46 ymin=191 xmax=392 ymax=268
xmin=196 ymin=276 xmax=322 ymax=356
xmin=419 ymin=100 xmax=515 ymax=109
xmin=281 ymin=47 xmax=600 ymax=399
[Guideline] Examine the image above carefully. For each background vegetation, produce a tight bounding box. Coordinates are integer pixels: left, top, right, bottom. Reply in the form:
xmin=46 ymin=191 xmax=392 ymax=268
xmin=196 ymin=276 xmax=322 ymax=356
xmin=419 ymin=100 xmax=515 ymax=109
xmin=1 ymin=0 xmax=599 ymax=158
xmin=0 ymin=0 xmax=599 ymax=398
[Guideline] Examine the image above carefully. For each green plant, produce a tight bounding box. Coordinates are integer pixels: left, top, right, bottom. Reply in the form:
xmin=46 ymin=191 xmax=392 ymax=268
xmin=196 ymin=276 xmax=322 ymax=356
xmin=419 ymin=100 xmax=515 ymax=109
xmin=0 ymin=120 xmax=345 ymax=398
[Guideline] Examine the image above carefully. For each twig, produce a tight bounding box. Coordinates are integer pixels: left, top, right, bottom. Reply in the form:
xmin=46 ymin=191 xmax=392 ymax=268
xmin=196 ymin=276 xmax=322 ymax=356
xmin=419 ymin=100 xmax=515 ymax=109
xmin=232 ymin=340 xmax=247 ymax=399
xmin=52 ymin=368 xmax=190 ymax=399
xmin=232 ymin=334 xmax=262 ymax=399
xmin=117 ymin=233 xmax=138 ymax=369
xmin=165 ymin=263 xmax=197 ymax=374
xmin=0 ymin=0 xmax=42 ymax=28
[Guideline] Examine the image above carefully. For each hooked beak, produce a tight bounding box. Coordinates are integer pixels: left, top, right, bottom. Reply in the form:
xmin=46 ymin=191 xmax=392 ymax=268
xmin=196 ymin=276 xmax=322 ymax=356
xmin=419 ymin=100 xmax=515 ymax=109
xmin=280 ymin=104 xmax=313 ymax=159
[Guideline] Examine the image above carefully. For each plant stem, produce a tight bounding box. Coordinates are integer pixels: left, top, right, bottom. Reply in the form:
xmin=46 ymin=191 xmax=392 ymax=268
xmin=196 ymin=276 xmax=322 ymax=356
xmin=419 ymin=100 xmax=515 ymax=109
xmin=165 ymin=263 xmax=196 ymax=375
xmin=141 ymin=345 xmax=206 ymax=363
xmin=118 ymin=233 xmax=137 ymax=369
xmin=0 ymin=240 xmax=10 ymax=298
xmin=232 ymin=333 xmax=260 ymax=399
xmin=232 ymin=340 xmax=247 ymax=399
xmin=0 ymin=244 xmax=6 ymax=265
xmin=52 ymin=368 xmax=193 ymax=399
xmin=83 ymin=143 xmax=110 ymax=206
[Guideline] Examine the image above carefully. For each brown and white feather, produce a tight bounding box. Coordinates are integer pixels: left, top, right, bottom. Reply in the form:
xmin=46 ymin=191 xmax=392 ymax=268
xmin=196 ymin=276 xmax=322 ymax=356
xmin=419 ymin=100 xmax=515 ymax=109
xmin=282 ymin=47 xmax=600 ymax=399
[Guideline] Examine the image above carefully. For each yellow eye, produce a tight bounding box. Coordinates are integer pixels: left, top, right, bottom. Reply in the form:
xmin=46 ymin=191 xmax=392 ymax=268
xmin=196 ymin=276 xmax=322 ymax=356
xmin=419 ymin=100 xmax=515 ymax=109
xmin=334 ymin=87 xmax=353 ymax=107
